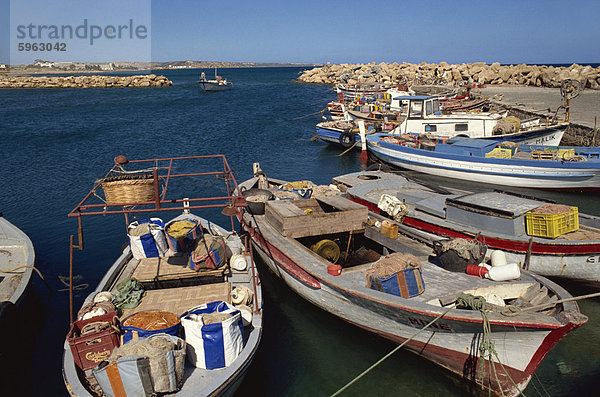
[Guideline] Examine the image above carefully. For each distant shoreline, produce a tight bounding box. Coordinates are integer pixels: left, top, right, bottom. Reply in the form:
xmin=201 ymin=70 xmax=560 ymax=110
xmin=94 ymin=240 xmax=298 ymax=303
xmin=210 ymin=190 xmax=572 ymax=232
xmin=2 ymin=62 xmax=320 ymax=76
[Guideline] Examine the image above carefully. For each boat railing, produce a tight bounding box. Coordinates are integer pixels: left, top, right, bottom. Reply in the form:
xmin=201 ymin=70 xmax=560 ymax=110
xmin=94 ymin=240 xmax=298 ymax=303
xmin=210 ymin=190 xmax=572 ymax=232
xmin=66 ymin=154 xmax=247 ymax=324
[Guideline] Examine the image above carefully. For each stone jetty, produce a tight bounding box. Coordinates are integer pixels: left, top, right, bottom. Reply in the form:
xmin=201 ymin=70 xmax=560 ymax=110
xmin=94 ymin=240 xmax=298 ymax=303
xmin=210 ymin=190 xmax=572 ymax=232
xmin=0 ymin=74 xmax=172 ymax=88
xmin=297 ymin=62 xmax=600 ymax=90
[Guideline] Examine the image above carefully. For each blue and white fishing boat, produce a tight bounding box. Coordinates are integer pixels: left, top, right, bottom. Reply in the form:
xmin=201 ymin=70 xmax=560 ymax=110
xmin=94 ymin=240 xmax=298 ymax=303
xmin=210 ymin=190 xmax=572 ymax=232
xmin=367 ymin=133 xmax=600 ymax=191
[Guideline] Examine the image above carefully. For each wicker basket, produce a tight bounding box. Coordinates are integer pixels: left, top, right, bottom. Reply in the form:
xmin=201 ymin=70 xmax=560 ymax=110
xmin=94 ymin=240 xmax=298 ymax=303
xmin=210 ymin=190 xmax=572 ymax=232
xmin=97 ymin=174 xmax=155 ymax=205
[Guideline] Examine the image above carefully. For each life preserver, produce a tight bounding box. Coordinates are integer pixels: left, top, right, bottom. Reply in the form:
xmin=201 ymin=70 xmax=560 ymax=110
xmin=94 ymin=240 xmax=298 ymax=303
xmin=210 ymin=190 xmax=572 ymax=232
xmin=339 ymin=131 xmax=356 ymax=148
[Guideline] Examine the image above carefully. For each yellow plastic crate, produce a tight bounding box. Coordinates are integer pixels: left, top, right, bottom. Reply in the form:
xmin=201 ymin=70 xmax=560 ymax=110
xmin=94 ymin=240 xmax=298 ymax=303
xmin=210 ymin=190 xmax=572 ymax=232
xmin=558 ymin=148 xmax=575 ymax=159
xmin=525 ymin=206 xmax=579 ymax=238
xmin=485 ymin=147 xmax=512 ymax=159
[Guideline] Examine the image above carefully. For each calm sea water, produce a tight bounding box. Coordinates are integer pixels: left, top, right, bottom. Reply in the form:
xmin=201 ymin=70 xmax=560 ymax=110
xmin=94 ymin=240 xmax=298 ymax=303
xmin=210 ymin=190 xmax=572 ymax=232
xmin=1 ymin=67 xmax=598 ymax=396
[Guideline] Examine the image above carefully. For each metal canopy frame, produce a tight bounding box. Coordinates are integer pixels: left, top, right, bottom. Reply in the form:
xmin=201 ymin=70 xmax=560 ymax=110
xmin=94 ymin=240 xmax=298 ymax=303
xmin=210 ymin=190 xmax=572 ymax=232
xmin=67 ymin=154 xmax=246 ymax=324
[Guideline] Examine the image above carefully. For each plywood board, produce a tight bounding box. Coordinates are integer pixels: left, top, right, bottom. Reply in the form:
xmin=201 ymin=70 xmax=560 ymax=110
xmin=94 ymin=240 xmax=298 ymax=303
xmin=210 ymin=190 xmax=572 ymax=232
xmin=120 ymin=283 xmax=232 ymax=318
xmin=133 ymin=256 xmax=225 ymax=283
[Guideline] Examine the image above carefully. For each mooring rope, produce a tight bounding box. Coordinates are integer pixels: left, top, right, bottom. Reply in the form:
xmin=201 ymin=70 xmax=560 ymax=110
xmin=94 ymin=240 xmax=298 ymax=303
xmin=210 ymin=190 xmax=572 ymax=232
xmin=1 ymin=265 xmax=51 ymax=291
xmin=338 ymin=141 xmax=359 ymax=157
xmin=293 ymin=108 xmax=326 ymax=120
xmin=456 ymin=293 xmax=526 ymax=397
xmin=330 ymin=306 xmax=453 ymax=397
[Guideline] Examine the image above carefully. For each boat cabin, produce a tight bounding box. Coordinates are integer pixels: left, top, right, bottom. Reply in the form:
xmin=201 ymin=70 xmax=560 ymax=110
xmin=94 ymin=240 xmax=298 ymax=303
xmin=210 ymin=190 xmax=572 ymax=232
xmin=390 ymin=95 xmax=503 ymax=137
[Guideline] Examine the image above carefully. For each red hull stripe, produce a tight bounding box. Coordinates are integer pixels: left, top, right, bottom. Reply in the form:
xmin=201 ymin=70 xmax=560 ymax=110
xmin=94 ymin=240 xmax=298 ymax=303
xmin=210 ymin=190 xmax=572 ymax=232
xmin=348 ymin=195 xmax=600 ymax=255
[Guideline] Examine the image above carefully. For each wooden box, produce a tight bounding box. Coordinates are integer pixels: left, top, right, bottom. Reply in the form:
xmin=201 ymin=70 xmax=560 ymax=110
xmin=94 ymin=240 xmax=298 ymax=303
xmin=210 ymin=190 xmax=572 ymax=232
xmin=264 ymin=195 xmax=367 ymax=238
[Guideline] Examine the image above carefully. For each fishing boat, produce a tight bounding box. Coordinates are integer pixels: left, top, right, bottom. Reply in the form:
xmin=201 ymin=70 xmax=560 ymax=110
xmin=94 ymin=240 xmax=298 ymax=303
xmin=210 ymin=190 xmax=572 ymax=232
xmin=334 ymin=170 xmax=600 ymax=286
xmin=315 ymin=120 xmax=395 ymax=148
xmin=62 ymin=155 xmax=262 ymax=397
xmin=198 ymin=68 xmax=233 ymax=92
xmin=0 ymin=214 xmax=34 ymax=308
xmin=389 ymin=96 xmax=567 ymax=146
xmin=235 ymin=165 xmax=586 ymax=397
xmin=366 ymin=133 xmax=600 ymax=190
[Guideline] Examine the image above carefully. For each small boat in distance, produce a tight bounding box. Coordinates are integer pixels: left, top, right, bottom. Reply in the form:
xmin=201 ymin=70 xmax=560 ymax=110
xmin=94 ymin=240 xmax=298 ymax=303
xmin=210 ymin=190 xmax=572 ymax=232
xmin=198 ymin=68 xmax=233 ymax=92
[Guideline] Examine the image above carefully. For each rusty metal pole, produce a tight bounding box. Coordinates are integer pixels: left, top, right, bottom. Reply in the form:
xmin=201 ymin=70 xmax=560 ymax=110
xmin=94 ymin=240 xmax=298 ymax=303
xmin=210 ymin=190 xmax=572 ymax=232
xmin=69 ymin=234 xmax=74 ymax=325
xmin=153 ymin=168 xmax=161 ymax=210
xmin=566 ymin=98 xmax=570 ymax=122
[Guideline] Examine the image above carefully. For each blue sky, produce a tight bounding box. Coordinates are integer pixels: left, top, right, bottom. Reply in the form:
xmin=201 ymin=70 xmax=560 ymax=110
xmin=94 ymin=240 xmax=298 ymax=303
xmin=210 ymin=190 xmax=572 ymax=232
xmin=2 ymin=0 xmax=599 ymax=65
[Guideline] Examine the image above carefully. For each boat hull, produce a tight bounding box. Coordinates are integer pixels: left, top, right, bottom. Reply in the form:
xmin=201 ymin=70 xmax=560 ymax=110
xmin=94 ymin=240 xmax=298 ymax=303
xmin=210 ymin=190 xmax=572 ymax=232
xmin=62 ymin=216 xmax=262 ymax=397
xmin=338 ymin=171 xmax=600 ymax=285
xmin=243 ymin=217 xmax=581 ymax=397
xmin=198 ymin=81 xmax=233 ymax=91
xmin=0 ymin=217 xmax=34 ymax=305
xmin=367 ymin=136 xmax=600 ymax=191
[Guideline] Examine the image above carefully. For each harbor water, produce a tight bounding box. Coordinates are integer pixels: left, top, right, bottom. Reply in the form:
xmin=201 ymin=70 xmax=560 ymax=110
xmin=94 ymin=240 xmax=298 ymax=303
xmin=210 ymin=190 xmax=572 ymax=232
xmin=1 ymin=67 xmax=599 ymax=396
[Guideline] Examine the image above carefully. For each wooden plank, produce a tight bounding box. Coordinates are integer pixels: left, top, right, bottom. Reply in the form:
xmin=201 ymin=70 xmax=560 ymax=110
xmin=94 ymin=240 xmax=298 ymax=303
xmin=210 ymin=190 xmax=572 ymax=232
xmin=318 ymin=195 xmax=366 ymax=211
xmin=120 ymin=283 xmax=232 ymax=318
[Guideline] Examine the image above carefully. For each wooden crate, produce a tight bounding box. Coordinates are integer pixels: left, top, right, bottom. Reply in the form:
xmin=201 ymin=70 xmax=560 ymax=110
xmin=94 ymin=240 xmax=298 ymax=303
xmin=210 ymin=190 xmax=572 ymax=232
xmin=264 ymin=195 xmax=367 ymax=238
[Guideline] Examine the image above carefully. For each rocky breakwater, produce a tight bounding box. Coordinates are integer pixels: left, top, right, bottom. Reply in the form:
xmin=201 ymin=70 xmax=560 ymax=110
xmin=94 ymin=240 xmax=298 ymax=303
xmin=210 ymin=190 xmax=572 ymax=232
xmin=0 ymin=74 xmax=172 ymax=88
xmin=298 ymin=62 xmax=600 ymax=89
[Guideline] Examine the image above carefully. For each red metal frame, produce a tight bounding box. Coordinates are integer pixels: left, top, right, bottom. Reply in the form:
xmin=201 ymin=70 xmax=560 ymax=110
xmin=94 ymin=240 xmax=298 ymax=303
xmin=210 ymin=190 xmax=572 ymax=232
xmin=67 ymin=154 xmax=247 ymax=324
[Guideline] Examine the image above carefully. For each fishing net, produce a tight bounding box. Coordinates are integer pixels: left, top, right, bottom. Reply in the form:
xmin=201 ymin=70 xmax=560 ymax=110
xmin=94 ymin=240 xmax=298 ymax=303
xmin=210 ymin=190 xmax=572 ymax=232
xmin=165 ymin=220 xmax=197 ymax=239
xmin=122 ymin=310 xmax=179 ymax=330
xmin=110 ymin=335 xmax=186 ymax=393
xmin=436 ymin=238 xmax=481 ymax=260
xmin=531 ymin=203 xmax=573 ymax=215
xmin=365 ymin=252 xmax=421 ymax=282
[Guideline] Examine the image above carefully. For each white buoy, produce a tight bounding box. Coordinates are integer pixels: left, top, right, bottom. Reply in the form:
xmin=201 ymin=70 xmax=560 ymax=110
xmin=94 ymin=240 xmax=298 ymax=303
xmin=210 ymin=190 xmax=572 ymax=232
xmin=490 ymin=250 xmax=507 ymax=267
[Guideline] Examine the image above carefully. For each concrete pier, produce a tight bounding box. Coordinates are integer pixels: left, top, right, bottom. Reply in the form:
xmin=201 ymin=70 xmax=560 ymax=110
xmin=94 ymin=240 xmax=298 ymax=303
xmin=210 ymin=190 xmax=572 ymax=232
xmin=476 ymin=85 xmax=600 ymax=145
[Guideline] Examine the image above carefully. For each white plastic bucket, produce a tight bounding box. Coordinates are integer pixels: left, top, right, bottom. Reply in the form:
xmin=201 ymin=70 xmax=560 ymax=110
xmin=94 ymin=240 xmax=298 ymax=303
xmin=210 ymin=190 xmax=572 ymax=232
xmin=490 ymin=250 xmax=507 ymax=267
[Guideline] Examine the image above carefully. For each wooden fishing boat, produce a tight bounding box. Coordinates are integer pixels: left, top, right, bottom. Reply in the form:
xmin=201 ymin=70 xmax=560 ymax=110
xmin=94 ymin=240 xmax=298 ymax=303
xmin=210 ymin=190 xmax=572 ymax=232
xmin=366 ymin=133 xmax=600 ymax=190
xmin=234 ymin=165 xmax=586 ymax=397
xmin=389 ymin=96 xmax=566 ymax=146
xmin=62 ymin=155 xmax=262 ymax=397
xmin=0 ymin=214 xmax=34 ymax=307
xmin=334 ymin=170 xmax=600 ymax=286
xmin=198 ymin=68 xmax=233 ymax=92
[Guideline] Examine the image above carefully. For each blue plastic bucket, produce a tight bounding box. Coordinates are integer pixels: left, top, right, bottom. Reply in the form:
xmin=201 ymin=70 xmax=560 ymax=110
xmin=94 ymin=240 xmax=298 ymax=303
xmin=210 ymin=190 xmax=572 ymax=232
xmin=164 ymin=218 xmax=200 ymax=254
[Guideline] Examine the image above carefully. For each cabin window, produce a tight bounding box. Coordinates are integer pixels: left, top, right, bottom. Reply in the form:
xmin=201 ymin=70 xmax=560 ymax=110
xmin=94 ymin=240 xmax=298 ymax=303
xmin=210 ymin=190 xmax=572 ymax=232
xmin=425 ymin=101 xmax=433 ymax=115
xmin=455 ymin=123 xmax=468 ymax=132
xmin=425 ymin=124 xmax=437 ymax=132
xmin=432 ymin=100 xmax=440 ymax=113
xmin=409 ymin=101 xmax=423 ymax=118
